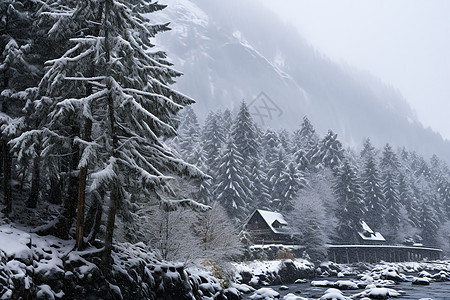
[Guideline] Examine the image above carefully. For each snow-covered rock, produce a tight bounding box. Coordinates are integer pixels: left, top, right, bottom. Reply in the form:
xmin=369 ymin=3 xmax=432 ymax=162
xmin=352 ymin=286 xmax=403 ymax=299
xmin=0 ymin=225 xmax=232 ymax=299
xmin=412 ymin=277 xmax=431 ymax=285
xmin=249 ymin=287 xmax=280 ymax=299
xmin=283 ymin=293 xmax=307 ymax=300
xmin=234 ymin=259 xmax=314 ymax=286
xmin=294 ymin=278 xmax=307 ymax=284
xmin=334 ymin=280 xmax=358 ymax=290
xmin=380 ymin=267 xmax=407 ymax=282
xmin=311 ymin=280 xmax=333 ymax=287
xmin=319 ymin=288 xmax=348 ymax=300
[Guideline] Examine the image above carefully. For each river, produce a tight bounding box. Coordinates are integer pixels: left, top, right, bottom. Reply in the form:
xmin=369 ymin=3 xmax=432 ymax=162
xmin=243 ymin=277 xmax=450 ymax=299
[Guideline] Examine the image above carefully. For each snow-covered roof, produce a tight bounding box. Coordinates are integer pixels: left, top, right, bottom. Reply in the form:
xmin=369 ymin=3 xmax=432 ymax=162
xmin=256 ymin=209 xmax=289 ymax=234
xmin=358 ymin=221 xmax=386 ymax=242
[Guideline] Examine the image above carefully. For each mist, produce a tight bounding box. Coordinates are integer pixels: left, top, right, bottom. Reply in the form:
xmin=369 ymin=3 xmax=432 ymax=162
xmin=154 ymin=0 xmax=450 ymax=162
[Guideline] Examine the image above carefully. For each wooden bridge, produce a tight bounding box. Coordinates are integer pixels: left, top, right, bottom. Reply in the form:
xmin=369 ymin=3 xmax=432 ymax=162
xmin=327 ymin=245 xmax=442 ymax=263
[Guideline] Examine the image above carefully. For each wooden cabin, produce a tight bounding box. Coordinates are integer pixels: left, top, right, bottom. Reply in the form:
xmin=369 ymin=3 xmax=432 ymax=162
xmin=358 ymin=221 xmax=386 ymax=245
xmin=245 ymin=209 xmax=293 ymax=244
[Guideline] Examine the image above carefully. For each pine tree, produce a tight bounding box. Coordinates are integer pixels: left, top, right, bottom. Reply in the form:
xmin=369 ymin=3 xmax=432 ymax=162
xmin=261 ymin=129 xmax=280 ymax=165
xmin=231 ymin=101 xmax=259 ymax=161
xmin=359 ymin=138 xmax=377 ymax=169
xmin=378 ymin=143 xmax=402 ymax=241
xmin=201 ymin=111 xmax=225 ymax=179
xmin=278 ymin=129 xmax=291 ymax=153
xmin=310 ymin=130 xmax=344 ymax=172
xmin=267 ymin=147 xmax=287 ymax=206
xmin=248 ymin=158 xmax=271 ymax=210
xmin=380 ymin=143 xmax=400 ymax=174
xmin=276 ymin=161 xmax=307 ymax=212
xmin=382 ymin=170 xmax=401 ymax=240
xmin=361 ymin=155 xmax=385 ymax=231
xmin=214 ymin=138 xmax=251 ymax=221
xmin=176 ymin=105 xmax=201 ymax=164
xmin=221 ymin=108 xmax=233 ymax=139
xmin=398 ymin=173 xmax=419 ymax=226
xmin=418 ymin=196 xmax=440 ymax=247
xmin=292 ymin=116 xmax=318 ymax=171
xmin=333 ymin=160 xmax=365 ymax=243
xmin=0 ymin=0 xmax=42 ymax=214
xmin=13 ymin=0 xmax=203 ymax=261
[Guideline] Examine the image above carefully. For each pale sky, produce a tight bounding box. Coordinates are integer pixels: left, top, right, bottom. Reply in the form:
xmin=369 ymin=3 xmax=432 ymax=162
xmin=262 ymin=0 xmax=450 ymax=140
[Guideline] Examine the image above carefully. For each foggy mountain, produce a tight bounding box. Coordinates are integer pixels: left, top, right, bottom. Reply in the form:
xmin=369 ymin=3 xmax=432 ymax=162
xmin=153 ymin=0 xmax=450 ymax=161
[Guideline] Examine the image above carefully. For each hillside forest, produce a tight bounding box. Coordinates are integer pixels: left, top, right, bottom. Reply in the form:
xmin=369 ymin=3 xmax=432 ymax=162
xmin=1 ymin=0 xmax=450 ymax=273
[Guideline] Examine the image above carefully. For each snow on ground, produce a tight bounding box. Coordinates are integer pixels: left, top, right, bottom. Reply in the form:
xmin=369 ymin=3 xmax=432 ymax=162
xmin=0 ymin=224 xmax=236 ymax=299
xmin=233 ymin=259 xmax=313 ymax=276
xmin=0 ymin=226 xmax=33 ymax=264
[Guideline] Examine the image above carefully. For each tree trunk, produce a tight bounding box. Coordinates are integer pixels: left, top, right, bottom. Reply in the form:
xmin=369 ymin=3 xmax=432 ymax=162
xmin=76 ymin=118 xmax=92 ymax=250
xmin=101 ymin=0 xmax=121 ymax=267
xmin=75 ymin=0 xmax=103 ymax=250
xmin=61 ymin=140 xmax=80 ymax=238
xmin=36 ymin=144 xmax=79 ymax=239
xmin=84 ymin=190 xmax=103 ymax=244
xmin=1 ymin=139 xmax=12 ymax=215
xmin=26 ymin=152 xmax=40 ymax=208
xmin=101 ymin=186 xmax=118 ymax=266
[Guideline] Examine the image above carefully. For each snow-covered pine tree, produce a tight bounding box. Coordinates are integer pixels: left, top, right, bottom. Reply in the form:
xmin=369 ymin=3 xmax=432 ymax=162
xmin=418 ymin=195 xmax=440 ymax=247
xmin=361 ymin=155 xmax=385 ymax=231
xmin=221 ymin=108 xmax=233 ymax=139
xmin=13 ymin=0 xmax=204 ymax=261
xmin=310 ymin=130 xmax=344 ymax=172
xmin=0 ymin=0 xmax=42 ymax=214
xmin=379 ymin=144 xmax=402 ymax=241
xmin=230 ymin=101 xmax=261 ymax=209
xmin=261 ymin=129 xmax=280 ymax=165
xmin=201 ymin=111 xmax=225 ymax=179
xmin=278 ymin=129 xmax=291 ymax=153
xmin=359 ymin=138 xmax=377 ymax=166
xmin=248 ymin=158 xmax=271 ymax=211
xmin=267 ymin=147 xmax=287 ymax=207
xmin=429 ymin=154 xmax=450 ymax=219
xmin=214 ymin=137 xmax=251 ymax=221
xmin=276 ymin=161 xmax=307 ymax=212
xmin=176 ymin=105 xmax=201 ymax=164
xmin=410 ymin=153 xmax=431 ymax=179
xmin=381 ymin=170 xmax=401 ymax=241
xmin=380 ymin=143 xmax=400 ymax=174
xmin=291 ymin=116 xmax=318 ymax=171
xmin=333 ymin=160 xmax=365 ymax=243
xmin=231 ymin=101 xmax=259 ymax=161
xmin=398 ymin=173 xmax=419 ymax=226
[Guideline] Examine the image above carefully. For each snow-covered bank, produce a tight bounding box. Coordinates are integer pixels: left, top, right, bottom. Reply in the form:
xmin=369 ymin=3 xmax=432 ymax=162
xmin=234 ymin=259 xmax=315 ymax=287
xmin=0 ymin=224 xmax=238 ymax=300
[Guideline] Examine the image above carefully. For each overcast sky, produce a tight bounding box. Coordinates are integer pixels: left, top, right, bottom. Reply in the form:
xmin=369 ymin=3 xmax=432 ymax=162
xmin=262 ymin=0 xmax=450 ymax=140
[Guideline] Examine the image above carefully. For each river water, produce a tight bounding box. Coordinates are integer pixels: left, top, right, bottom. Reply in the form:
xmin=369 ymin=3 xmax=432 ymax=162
xmin=244 ymin=277 xmax=450 ymax=299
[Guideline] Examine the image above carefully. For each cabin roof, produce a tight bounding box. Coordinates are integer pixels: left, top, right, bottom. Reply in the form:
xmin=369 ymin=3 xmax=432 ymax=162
xmin=254 ymin=209 xmax=289 ymax=234
xmin=358 ymin=221 xmax=386 ymax=242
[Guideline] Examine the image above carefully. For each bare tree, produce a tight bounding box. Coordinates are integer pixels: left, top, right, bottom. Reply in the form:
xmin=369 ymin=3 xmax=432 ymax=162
xmin=289 ymin=171 xmax=333 ymax=262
